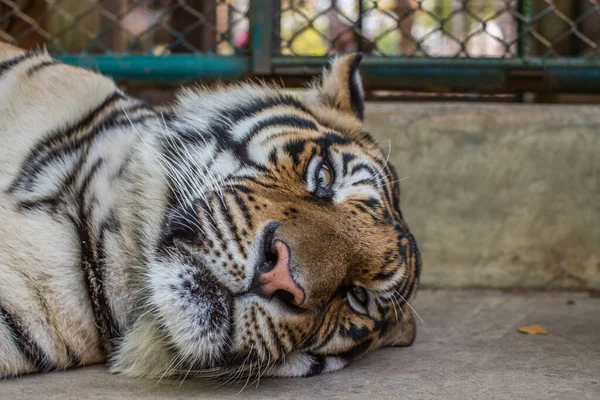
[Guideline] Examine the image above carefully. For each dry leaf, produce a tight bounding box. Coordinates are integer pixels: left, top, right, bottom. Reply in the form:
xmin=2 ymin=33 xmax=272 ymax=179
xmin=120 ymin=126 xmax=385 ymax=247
xmin=517 ymin=324 xmax=547 ymax=335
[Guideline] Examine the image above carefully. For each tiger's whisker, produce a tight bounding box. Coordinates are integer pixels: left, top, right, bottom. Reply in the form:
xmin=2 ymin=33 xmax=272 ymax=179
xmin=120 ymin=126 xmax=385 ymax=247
xmin=395 ymin=291 xmax=426 ymax=327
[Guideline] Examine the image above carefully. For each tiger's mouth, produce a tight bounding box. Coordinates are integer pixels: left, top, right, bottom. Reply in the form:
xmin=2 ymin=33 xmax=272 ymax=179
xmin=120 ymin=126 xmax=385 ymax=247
xmin=154 ymin=218 xmax=306 ymax=369
xmin=249 ymin=223 xmax=308 ymax=313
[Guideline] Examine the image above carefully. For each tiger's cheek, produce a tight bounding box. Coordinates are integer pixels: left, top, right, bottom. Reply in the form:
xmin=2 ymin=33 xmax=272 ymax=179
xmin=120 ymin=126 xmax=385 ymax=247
xmin=303 ymin=300 xmax=379 ymax=360
xmin=229 ymin=296 xmax=318 ymax=360
xmin=196 ymin=187 xmax=300 ymax=291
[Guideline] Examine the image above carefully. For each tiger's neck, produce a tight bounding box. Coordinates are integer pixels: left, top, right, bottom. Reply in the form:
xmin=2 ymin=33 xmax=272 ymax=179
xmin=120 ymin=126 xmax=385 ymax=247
xmin=6 ymin=90 xmax=167 ymax=356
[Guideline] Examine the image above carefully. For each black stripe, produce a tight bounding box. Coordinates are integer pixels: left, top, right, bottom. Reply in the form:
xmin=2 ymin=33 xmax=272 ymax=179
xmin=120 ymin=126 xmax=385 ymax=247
xmin=348 ymin=53 xmax=365 ymax=120
xmin=239 ymin=176 xmax=284 ymax=191
xmin=352 ymin=157 xmax=395 ymax=207
xmin=0 ymin=50 xmax=40 ymax=78
xmin=162 ymin=203 xmax=203 ymax=246
xmin=10 ymin=112 xmax=153 ymax=195
xmin=356 ymin=197 xmax=381 ymax=209
xmin=352 ymin=178 xmax=380 ymax=190
xmin=284 ymin=139 xmax=308 ymax=167
xmin=71 ymin=159 xmax=120 ymax=355
xmin=352 ymin=202 xmax=380 ymax=223
xmin=16 ymin=197 xmax=61 ymax=213
xmin=380 ymin=162 xmax=398 ymax=211
xmin=230 ymin=191 xmax=254 ymax=230
xmin=373 ymin=269 xmax=395 ymax=281
xmin=11 ymin=113 xmax=154 ymax=214
xmin=305 ymin=356 xmax=327 ymax=377
xmin=339 ymin=323 xmax=371 ymax=342
xmin=217 ymin=195 xmax=247 ymax=258
xmin=374 ymin=298 xmax=388 ymax=315
xmin=353 ymin=157 xmax=397 ymax=218
xmin=242 ymin=115 xmax=318 ymax=145
xmin=166 ymin=95 xmax=319 ymax=170
xmin=196 ymin=195 xmax=228 ymax=251
xmin=7 ymin=91 xmax=126 ymax=193
xmin=389 ymin=164 xmax=401 ymax=206
xmin=96 ymin=215 xmax=122 ymax=340
xmin=26 ymin=60 xmax=58 ymax=77
xmin=0 ymin=303 xmax=55 ymax=372
xmin=256 ymin=308 xmax=283 ymax=359
xmin=308 ymin=320 xmax=338 ymax=351
xmin=401 ymin=237 xmax=421 ymax=300
xmin=280 ymin=324 xmax=299 ymax=350
xmin=336 ymin=338 xmax=372 ymax=361
xmin=304 ymin=300 xmax=343 ymax=349
xmin=25 ymin=90 xmax=124 ymax=158
xmin=393 ymin=236 xmax=411 ymax=295
xmin=228 ymin=184 xmax=254 ymax=195
xmin=322 ymin=132 xmax=352 ymax=146
xmin=215 ymin=95 xmax=314 ymax=131
xmin=403 ymin=277 xmax=417 ymax=304
xmin=350 ymin=162 xmax=379 ymax=177
xmin=170 ymin=95 xmax=311 ymax=148
xmin=342 ymin=153 xmax=357 ymax=175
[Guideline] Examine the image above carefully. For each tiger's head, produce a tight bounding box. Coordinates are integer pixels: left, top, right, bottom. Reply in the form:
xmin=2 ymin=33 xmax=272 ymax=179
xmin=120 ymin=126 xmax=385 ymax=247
xmin=115 ymin=54 xmax=421 ymax=379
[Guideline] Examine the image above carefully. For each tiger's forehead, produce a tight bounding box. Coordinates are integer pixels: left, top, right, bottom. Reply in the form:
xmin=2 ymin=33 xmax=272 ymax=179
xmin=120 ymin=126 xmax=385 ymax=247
xmin=170 ymin=87 xmax=389 ymax=182
xmin=173 ymin=85 xmax=379 ymax=150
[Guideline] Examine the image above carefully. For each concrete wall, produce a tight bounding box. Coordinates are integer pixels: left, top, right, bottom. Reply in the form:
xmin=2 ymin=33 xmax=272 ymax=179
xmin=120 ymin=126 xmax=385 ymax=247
xmin=365 ymin=103 xmax=600 ymax=290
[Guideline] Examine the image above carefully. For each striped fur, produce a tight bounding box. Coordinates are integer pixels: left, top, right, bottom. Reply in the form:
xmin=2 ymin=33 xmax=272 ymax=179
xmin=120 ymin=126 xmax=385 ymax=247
xmin=0 ymin=42 xmax=421 ymax=380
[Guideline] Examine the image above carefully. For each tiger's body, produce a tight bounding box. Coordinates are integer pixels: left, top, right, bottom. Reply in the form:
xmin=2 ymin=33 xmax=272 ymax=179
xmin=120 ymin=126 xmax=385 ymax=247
xmin=0 ymin=42 xmax=421 ymax=380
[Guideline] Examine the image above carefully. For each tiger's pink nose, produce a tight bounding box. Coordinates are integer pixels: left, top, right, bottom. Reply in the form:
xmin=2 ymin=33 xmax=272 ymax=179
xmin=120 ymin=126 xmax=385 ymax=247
xmin=255 ymin=240 xmax=305 ymax=306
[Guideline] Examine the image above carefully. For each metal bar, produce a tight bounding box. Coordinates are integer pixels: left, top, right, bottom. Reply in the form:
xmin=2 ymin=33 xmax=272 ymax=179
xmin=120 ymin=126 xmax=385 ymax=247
xmin=271 ymin=0 xmax=282 ymax=57
xmin=53 ymin=53 xmax=600 ymax=94
xmin=54 ymin=54 xmax=250 ymax=80
xmin=250 ymin=0 xmax=274 ymax=75
xmin=516 ymin=0 xmax=534 ymax=102
xmin=517 ymin=0 xmax=534 ymax=58
xmin=271 ymin=56 xmax=600 ymax=93
xmin=272 ymin=56 xmax=600 ymax=69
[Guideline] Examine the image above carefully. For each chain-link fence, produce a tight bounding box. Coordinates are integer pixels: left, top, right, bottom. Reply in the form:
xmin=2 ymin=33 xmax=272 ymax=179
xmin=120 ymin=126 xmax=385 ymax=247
xmin=2 ymin=1 xmax=600 ymax=93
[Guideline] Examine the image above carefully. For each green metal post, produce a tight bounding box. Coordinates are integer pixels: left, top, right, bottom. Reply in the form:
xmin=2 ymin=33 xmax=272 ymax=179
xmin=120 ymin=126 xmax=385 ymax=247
xmin=517 ymin=0 xmax=534 ymax=59
xmin=250 ymin=0 xmax=275 ymax=75
xmin=517 ymin=0 xmax=534 ymax=102
xmin=271 ymin=56 xmax=600 ymax=93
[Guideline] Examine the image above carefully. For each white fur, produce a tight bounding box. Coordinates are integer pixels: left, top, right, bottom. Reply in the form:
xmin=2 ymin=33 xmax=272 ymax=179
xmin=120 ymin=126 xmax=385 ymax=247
xmin=0 ymin=45 xmax=406 ymax=381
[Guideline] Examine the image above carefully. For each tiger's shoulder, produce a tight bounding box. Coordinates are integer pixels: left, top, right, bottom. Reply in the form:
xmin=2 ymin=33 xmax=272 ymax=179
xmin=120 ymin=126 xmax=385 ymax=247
xmin=0 ymin=42 xmax=121 ymax=187
xmin=0 ymin=41 xmax=119 ymax=128
xmin=0 ymin=41 xmax=116 ymax=93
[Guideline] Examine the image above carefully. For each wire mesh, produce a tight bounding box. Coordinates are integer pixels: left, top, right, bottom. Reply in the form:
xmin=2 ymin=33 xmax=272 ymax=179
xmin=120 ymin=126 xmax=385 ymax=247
xmin=275 ymin=0 xmax=600 ymax=58
xmin=1 ymin=1 xmax=599 ymax=58
xmin=0 ymin=0 xmax=250 ymax=55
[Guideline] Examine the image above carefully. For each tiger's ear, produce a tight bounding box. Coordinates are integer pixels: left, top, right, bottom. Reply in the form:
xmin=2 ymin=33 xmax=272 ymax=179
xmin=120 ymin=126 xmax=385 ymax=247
xmin=304 ymin=53 xmax=365 ymax=120
xmin=383 ymin=305 xmax=416 ymax=347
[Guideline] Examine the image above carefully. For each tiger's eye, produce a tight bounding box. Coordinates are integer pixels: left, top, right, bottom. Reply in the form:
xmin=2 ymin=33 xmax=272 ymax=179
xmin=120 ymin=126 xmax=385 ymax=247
xmin=352 ymin=287 xmax=367 ymax=304
xmin=318 ymin=164 xmax=333 ymax=188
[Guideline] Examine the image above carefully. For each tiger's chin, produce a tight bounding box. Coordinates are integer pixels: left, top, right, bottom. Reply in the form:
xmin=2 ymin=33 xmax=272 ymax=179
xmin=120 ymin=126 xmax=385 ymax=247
xmin=109 ymin=254 xmax=236 ymax=378
xmin=108 ymin=252 xmax=347 ymax=380
xmin=110 ymin=323 xmax=348 ymax=380
xmin=109 ymin=311 xmax=349 ymax=380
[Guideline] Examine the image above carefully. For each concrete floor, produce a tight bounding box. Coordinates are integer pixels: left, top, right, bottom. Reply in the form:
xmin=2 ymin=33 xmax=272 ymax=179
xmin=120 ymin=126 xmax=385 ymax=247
xmin=2 ymin=289 xmax=599 ymax=399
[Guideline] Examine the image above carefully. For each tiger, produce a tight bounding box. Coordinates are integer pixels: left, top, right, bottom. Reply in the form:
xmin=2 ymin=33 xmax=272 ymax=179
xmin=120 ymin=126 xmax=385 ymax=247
xmin=0 ymin=41 xmax=421 ymax=380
